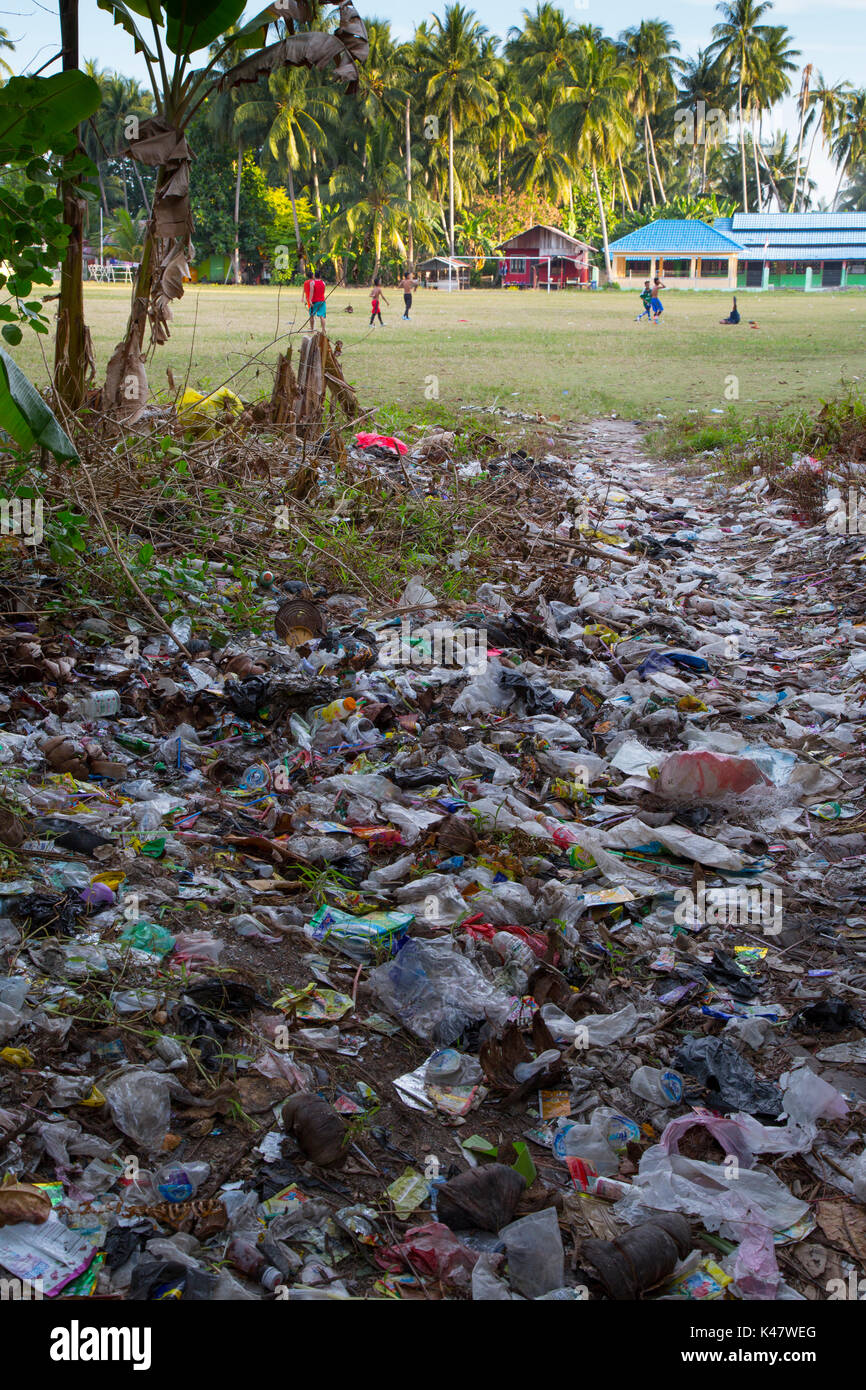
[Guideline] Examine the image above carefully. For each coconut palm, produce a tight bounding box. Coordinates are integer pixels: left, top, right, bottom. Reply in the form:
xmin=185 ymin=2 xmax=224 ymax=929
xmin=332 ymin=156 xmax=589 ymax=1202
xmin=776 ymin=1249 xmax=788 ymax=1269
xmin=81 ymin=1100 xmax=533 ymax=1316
xmin=790 ymin=64 xmax=813 ymax=211
xmin=104 ymin=208 xmax=145 ymax=261
xmin=832 ymin=89 xmax=866 ymax=211
xmin=745 ymin=25 xmax=798 ymax=209
xmin=618 ymin=20 xmax=682 ymax=207
xmin=676 ymin=49 xmax=732 ymax=194
xmin=505 ymin=3 xmax=578 ymax=93
xmin=799 ymin=75 xmax=851 ymax=212
xmin=416 ymin=5 xmax=497 ymax=255
xmin=553 ymin=40 xmax=632 ymax=279
xmin=710 ymin=0 xmax=774 ymax=212
xmin=235 ymin=67 xmax=336 ymax=259
xmin=0 ymin=26 xmax=14 ymax=78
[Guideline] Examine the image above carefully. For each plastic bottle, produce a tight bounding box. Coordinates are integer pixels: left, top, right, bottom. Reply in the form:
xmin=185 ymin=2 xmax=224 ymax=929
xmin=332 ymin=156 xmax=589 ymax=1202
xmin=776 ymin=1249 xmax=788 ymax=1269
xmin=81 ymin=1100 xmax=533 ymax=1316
xmin=227 ymin=1235 xmax=266 ymax=1279
xmin=552 ymin=1118 xmax=619 ymax=1175
xmin=629 ymin=1065 xmax=684 ymax=1106
xmin=73 ymin=690 xmax=121 ymax=719
xmin=491 ymin=932 xmax=537 ymax=977
xmin=308 ymin=697 xmax=357 ymax=724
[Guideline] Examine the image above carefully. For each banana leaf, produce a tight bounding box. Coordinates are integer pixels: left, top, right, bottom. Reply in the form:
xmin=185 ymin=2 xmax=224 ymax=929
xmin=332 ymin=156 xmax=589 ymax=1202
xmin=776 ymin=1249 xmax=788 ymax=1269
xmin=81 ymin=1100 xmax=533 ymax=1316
xmin=0 ymin=349 xmax=79 ymax=462
xmin=0 ymin=72 xmax=102 ymax=161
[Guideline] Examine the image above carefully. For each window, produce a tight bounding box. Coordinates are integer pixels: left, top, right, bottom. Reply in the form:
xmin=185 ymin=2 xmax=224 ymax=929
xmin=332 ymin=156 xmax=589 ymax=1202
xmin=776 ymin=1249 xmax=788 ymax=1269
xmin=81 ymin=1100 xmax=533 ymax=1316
xmin=626 ymin=260 xmax=651 ymax=277
xmin=663 ymin=259 xmax=690 ymax=276
xmin=509 ymin=257 xmax=526 ymax=274
xmin=699 ymin=258 xmax=729 ymax=277
xmin=850 ymin=263 xmax=865 ymax=275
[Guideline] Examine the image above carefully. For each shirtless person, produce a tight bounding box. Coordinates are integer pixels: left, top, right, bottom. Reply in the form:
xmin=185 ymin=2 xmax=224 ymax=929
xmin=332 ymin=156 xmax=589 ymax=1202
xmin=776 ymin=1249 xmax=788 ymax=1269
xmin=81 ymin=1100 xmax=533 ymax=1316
xmin=399 ymin=270 xmax=419 ymax=320
xmin=369 ymin=278 xmax=388 ymax=326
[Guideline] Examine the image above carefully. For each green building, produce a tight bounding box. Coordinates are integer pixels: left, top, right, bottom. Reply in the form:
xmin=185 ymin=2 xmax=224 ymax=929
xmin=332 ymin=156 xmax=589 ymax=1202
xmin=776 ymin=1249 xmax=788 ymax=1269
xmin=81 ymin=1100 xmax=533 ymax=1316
xmin=714 ymin=213 xmax=866 ymax=290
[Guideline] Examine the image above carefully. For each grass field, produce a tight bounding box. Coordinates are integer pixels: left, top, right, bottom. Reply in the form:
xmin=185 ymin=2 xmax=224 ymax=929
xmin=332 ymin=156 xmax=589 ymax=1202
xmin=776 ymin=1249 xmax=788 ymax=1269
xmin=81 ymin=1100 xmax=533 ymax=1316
xmin=17 ymin=282 xmax=866 ymax=425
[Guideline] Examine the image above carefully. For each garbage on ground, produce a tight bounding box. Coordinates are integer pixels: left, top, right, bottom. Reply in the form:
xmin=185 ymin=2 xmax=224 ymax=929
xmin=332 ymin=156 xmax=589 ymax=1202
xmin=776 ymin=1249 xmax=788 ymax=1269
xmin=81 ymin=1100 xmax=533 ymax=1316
xmin=1 ymin=416 xmax=865 ymax=1302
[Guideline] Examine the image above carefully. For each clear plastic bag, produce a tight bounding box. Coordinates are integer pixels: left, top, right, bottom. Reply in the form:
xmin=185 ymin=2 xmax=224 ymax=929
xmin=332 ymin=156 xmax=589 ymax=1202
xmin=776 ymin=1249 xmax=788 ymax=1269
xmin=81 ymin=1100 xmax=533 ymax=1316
xmin=500 ymin=1207 xmax=564 ymax=1298
xmin=104 ymin=1068 xmax=172 ymax=1152
xmin=370 ymin=938 xmax=512 ymax=1045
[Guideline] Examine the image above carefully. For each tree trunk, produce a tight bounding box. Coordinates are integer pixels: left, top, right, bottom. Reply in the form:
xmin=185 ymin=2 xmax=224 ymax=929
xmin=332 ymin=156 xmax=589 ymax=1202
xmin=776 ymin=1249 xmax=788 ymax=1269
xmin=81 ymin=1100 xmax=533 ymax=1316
xmin=497 ymin=137 xmax=502 ymax=202
xmin=644 ymin=126 xmax=657 ymax=207
xmin=790 ymin=68 xmax=811 ymax=211
xmin=287 ymin=161 xmax=302 ymax=260
xmin=233 ymin=138 xmax=243 ymax=284
xmin=405 ymin=97 xmax=414 ymax=270
xmin=448 ymin=101 xmax=455 ymax=257
xmin=617 ymin=154 xmax=634 ymax=213
xmin=132 ymin=159 xmax=151 ymax=217
xmin=833 ymin=151 xmax=850 ymax=211
xmin=757 ymin=140 xmax=783 ymax=211
xmin=121 ymin=161 xmax=129 ymax=213
xmin=311 ymin=144 xmax=322 ymax=219
xmin=751 ymin=108 xmax=763 ymax=210
xmin=592 ymin=158 xmax=612 ymax=281
xmin=701 ymin=139 xmax=709 ymax=195
xmin=738 ymin=80 xmax=749 ymax=212
xmin=648 ymin=115 xmax=667 ymax=203
xmin=53 ymin=0 xmax=87 ymax=418
xmin=373 ymin=219 xmax=382 ymax=279
xmin=800 ymin=122 xmax=821 ymax=211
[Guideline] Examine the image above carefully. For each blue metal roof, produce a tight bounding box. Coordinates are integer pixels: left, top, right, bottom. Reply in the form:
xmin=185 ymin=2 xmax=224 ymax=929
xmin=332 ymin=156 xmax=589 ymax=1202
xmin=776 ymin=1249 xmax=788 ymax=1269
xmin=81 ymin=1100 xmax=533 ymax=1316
xmin=734 ymin=230 xmax=866 ymax=246
xmin=609 ymin=219 xmax=743 ymax=254
xmin=728 ymin=213 xmax=866 ymax=231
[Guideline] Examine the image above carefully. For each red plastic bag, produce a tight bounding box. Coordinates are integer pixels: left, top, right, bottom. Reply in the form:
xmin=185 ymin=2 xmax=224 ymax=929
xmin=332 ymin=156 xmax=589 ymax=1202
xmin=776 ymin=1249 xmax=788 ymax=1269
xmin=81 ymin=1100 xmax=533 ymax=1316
xmin=376 ymin=1222 xmax=478 ymax=1286
xmin=356 ymin=432 xmax=408 ymax=456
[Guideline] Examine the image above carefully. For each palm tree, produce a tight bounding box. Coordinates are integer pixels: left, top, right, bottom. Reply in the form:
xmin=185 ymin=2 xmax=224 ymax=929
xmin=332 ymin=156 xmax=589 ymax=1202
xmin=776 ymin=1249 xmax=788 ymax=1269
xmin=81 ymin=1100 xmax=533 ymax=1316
xmin=206 ymin=27 xmax=266 ymax=283
xmin=832 ymin=89 xmax=866 ymax=210
xmin=510 ymin=96 xmax=573 ymax=219
xmin=505 ymin=3 xmax=578 ymax=90
xmin=677 ymin=49 xmax=731 ymax=194
xmin=330 ymin=120 xmax=435 ymax=278
xmin=553 ymin=40 xmax=632 ymax=280
xmin=618 ymin=20 xmax=681 ymax=207
xmin=746 ymin=25 xmax=798 ymax=210
xmin=104 ymin=208 xmax=145 ymax=261
xmin=0 ymin=26 xmax=15 ymax=77
xmin=416 ymin=5 xmax=497 ymax=256
xmin=790 ymin=64 xmax=813 ymax=211
xmin=710 ymin=0 xmax=774 ymax=212
xmin=235 ymin=67 xmax=335 ymax=259
xmin=801 ymin=75 xmax=851 ymax=212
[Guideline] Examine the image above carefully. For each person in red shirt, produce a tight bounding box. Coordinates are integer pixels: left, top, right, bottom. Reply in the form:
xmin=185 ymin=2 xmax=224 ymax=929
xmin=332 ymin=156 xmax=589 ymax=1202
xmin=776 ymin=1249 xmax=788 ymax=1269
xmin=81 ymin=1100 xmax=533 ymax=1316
xmin=303 ymin=267 xmax=327 ymax=330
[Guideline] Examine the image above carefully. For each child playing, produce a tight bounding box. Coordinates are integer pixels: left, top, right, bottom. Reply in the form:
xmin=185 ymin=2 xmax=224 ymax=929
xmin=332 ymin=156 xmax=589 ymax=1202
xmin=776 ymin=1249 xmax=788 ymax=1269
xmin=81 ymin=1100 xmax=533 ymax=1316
xmin=399 ymin=270 xmax=419 ymax=320
xmin=303 ymin=267 xmax=327 ymax=330
xmin=651 ymin=276 xmax=665 ymax=323
xmin=721 ymin=296 xmax=741 ymax=324
xmin=635 ymin=280 xmax=653 ymax=322
xmin=369 ymin=278 xmax=388 ymax=326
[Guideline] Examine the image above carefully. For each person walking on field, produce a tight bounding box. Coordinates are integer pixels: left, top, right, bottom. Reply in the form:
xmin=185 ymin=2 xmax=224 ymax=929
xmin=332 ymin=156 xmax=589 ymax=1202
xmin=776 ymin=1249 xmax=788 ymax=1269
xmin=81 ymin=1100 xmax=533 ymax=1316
xmin=399 ymin=270 xmax=419 ymax=320
xmin=369 ymin=278 xmax=388 ymax=326
xmin=303 ymin=267 xmax=327 ymax=331
xmin=635 ymin=280 xmax=653 ymax=322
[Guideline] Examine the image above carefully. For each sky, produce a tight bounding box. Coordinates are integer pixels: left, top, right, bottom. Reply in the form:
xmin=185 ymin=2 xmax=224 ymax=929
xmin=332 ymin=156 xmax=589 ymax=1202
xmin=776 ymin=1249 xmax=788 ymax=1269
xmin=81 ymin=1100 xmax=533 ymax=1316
xmin=10 ymin=0 xmax=866 ymax=202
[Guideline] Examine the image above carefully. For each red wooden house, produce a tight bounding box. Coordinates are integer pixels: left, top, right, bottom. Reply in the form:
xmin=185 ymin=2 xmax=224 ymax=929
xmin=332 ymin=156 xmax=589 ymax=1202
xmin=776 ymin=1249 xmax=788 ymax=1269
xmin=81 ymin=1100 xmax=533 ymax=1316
xmin=497 ymin=224 xmax=596 ymax=288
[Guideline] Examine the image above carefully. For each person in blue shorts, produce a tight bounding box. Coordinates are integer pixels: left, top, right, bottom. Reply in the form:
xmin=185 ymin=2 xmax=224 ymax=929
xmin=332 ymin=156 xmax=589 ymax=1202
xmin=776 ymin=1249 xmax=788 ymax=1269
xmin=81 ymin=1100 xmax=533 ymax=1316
xmin=651 ymin=275 xmax=665 ymax=323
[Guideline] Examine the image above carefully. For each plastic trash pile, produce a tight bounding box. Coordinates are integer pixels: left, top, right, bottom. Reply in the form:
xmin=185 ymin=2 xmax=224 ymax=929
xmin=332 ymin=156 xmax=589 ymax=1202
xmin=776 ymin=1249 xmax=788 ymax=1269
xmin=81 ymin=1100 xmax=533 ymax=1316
xmin=1 ymin=418 xmax=865 ymax=1301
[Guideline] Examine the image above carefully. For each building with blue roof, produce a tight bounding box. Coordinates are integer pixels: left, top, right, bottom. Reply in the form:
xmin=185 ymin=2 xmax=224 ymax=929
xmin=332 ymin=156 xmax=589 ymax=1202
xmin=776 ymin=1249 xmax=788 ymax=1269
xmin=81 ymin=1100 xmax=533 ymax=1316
xmin=714 ymin=213 xmax=866 ymax=290
xmin=608 ymin=214 xmax=866 ymax=291
xmin=609 ymin=219 xmax=743 ymax=290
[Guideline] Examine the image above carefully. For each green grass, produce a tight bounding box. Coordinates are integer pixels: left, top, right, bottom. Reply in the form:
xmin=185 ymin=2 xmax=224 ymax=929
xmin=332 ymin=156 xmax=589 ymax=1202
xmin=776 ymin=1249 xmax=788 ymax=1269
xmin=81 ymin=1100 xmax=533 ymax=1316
xmin=16 ymin=282 xmax=866 ymax=424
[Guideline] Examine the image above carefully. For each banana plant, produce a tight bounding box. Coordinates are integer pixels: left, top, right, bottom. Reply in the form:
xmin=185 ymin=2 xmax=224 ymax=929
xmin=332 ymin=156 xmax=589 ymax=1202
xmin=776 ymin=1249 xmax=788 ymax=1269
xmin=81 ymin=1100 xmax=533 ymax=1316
xmin=97 ymin=0 xmax=368 ymax=418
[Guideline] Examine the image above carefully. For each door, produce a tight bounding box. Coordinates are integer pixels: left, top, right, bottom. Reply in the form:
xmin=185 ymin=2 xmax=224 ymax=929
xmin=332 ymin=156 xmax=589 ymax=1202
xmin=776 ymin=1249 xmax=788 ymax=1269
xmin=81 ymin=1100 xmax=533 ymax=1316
xmin=822 ymin=262 xmax=842 ymax=288
xmin=746 ymin=261 xmax=764 ymax=287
